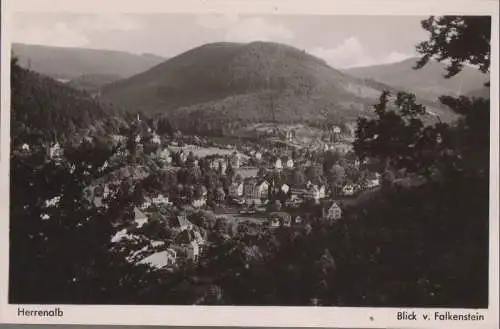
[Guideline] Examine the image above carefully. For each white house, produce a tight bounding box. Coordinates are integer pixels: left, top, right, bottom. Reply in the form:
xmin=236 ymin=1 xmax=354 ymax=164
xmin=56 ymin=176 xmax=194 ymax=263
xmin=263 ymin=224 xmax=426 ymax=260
xmin=151 ymin=133 xmax=161 ymax=144
xmin=152 ymin=194 xmax=170 ymax=205
xmin=192 ymin=197 xmax=206 ymax=208
xmin=274 ymin=158 xmax=283 ymax=170
xmin=324 ymin=202 xmax=342 ymax=221
xmin=134 ymin=207 xmax=149 ymax=228
xmin=318 ymin=185 xmax=326 ymax=199
xmin=186 ymin=241 xmax=200 ymax=262
xmin=283 ymin=157 xmax=294 ymax=169
xmin=138 ymin=249 xmax=177 ymax=269
xmin=281 ymin=183 xmax=290 ymax=194
xmin=255 ymin=151 xmax=263 ymax=161
xmin=49 ymin=142 xmax=63 ymax=160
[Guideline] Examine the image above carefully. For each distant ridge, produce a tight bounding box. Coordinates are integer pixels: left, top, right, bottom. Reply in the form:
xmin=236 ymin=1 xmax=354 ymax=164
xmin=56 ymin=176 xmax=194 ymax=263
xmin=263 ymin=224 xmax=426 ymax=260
xmin=12 ymin=43 xmax=166 ymax=80
xmin=345 ymin=57 xmax=489 ymax=101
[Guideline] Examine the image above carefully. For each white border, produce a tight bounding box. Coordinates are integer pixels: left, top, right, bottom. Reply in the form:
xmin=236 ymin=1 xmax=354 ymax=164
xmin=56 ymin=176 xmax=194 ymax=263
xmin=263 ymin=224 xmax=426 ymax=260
xmin=1 ymin=0 xmax=499 ymax=328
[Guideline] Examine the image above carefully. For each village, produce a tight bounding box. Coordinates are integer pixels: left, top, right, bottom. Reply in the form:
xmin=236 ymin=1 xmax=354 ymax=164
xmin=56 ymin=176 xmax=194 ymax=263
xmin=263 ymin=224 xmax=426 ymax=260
xmin=36 ymin=117 xmax=382 ymax=274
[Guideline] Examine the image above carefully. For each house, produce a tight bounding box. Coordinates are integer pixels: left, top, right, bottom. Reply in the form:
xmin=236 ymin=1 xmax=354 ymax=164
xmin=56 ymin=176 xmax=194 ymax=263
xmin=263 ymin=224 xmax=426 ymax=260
xmin=175 ymin=229 xmax=204 ymax=262
xmin=111 ymin=134 xmax=126 ymax=143
xmin=137 ymin=249 xmax=177 ymax=269
xmin=280 ymin=183 xmax=290 ymax=194
xmin=367 ymin=173 xmax=381 ymax=188
xmin=323 ymin=202 xmax=342 ymax=221
xmin=342 ymin=183 xmax=356 ymax=196
xmin=140 ymin=198 xmax=152 ymax=210
xmin=318 ymin=185 xmax=326 ymax=199
xmin=273 ymin=158 xmax=283 ymax=170
xmin=49 ymin=142 xmax=63 ymax=160
xmin=230 ymin=152 xmax=242 ymax=169
xmin=209 ymin=157 xmax=227 ymax=174
xmin=179 ymin=151 xmax=188 ymax=163
xmin=229 ymin=181 xmax=244 ymax=198
xmin=134 ymin=207 xmax=149 ymax=228
xmin=294 ymin=215 xmax=304 ymax=225
xmin=170 ymin=212 xmax=192 ymax=231
xmin=268 ymin=212 xmax=292 ymax=227
xmin=152 ymin=194 xmax=170 ymax=205
xmin=151 ymin=133 xmax=161 ymax=144
xmin=254 ymin=151 xmax=263 ymax=161
xmin=290 ymin=188 xmax=306 ymax=201
xmin=192 ymin=197 xmax=206 ymax=208
xmin=282 ymin=156 xmax=294 ymax=169
xmin=187 ymin=241 xmax=201 ymax=262
xmin=156 ymin=148 xmax=172 ymax=164
xmin=257 ymin=180 xmax=269 ymax=199
xmin=214 ymin=187 xmax=226 ymax=203
xmin=243 ymin=178 xmax=269 ymax=201
xmin=85 ymin=184 xmax=111 ymax=208
xmin=305 ymin=184 xmax=321 ymax=201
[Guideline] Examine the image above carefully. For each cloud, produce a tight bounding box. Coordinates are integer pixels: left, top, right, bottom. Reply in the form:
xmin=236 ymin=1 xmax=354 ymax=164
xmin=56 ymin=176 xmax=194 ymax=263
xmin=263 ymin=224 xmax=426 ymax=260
xmin=310 ymin=37 xmax=414 ymax=68
xmin=195 ymin=14 xmax=294 ymax=43
xmin=74 ymin=14 xmax=144 ymax=32
xmin=13 ymin=22 xmax=90 ymax=47
xmin=12 ymin=13 xmax=144 ymax=48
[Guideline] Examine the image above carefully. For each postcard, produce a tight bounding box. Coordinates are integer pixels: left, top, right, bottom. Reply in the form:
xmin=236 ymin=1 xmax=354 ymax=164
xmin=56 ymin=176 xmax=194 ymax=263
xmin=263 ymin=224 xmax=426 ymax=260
xmin=0 ymin=0 xmax=498 ymax=328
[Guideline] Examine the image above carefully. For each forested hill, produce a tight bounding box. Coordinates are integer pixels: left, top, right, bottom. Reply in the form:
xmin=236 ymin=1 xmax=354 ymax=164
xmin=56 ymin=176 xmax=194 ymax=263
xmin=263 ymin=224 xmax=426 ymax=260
xmin=100 ymin=41 xmax=457 ymax=133
xmin=10 ymin=59 xmax=131 ymax=146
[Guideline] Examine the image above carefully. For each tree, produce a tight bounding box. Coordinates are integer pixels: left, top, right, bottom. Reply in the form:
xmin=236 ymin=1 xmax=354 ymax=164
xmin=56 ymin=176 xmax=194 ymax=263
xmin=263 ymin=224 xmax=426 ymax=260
xmin=346 ymin=15 xmax=491 ymax=308
xmin=415 ymin=16 xmax=491 ymax=79
xmin=9 ymin=139 xmax=143 ymax=303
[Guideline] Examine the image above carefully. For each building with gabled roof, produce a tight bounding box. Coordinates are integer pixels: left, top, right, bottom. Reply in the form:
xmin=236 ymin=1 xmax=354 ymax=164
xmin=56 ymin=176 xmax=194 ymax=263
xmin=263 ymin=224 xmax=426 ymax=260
xmin=322 ymin=201 xmax=342 ymax=221
xmin=137 ymin=249 xmax=177 ymax=269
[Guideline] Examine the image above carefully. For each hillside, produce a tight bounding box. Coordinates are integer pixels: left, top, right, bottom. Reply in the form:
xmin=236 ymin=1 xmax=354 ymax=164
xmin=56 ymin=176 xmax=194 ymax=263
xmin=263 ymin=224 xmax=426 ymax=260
xmin=68 ymin=73 xmax=124 ymax=94
xmin=10 ymin=58 xmax=130 ymax=146
xmin=12 ymin=43 xmax=165 ymax=80
xmin=100 ymin=42 xmax=456 ymax=134
xmin=345 ymin=57 xmax=489 ymax=101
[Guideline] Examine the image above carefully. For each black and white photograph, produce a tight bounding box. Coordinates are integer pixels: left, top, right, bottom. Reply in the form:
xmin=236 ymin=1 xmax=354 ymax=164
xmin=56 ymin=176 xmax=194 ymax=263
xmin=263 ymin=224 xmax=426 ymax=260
xmin=1 ymin=0 xmax=499 ymax=327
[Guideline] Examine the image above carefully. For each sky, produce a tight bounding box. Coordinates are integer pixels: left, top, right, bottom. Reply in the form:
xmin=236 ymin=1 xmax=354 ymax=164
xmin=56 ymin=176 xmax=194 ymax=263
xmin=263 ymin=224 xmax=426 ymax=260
xmin=11 ymin=13 xmax=430 ymax=68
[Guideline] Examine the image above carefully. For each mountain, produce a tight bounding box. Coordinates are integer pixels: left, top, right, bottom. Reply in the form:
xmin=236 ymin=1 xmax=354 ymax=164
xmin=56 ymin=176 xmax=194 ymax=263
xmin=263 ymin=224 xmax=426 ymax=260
xmin=345 ymin=57 xmax=489 ymax=101
xmin=100 ymin=42 xmax=456 ymax=134
xmin=68 ymin=74 xmax=124 ymax=94
xmin=12 ymin=43 xmax=166 ymax=80
xmin=10 ymin=58 xmax=130 ymax=145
